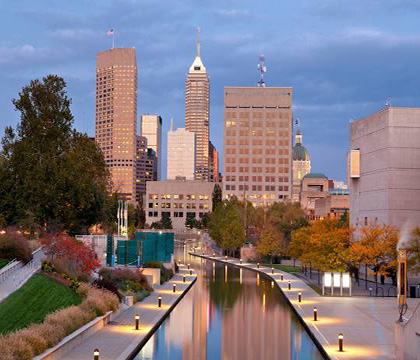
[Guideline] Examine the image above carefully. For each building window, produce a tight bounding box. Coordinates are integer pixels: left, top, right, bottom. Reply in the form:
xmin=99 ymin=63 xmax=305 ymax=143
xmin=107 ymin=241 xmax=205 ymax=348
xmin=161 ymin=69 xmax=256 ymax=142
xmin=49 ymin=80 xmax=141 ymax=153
xmin=148 ymin=203 xmax=153 ymax=208
xmin=364 ymin=217 xmax=368 ymax=226
xmin=162 ymin=211 xmax=171 ymax=218
xmin=186 ymin=212 xmax=196 ymax=220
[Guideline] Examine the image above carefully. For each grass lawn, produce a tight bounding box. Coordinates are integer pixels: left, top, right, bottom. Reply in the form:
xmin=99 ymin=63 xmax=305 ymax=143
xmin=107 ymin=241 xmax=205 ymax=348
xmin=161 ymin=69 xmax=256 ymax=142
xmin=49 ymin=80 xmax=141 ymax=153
xmin=0 ymin=273 xmax=81 ymax=334
xmin=269 ymin=264 xmax=302 ymax=274
xmin=0 ymin=259 xmax=9 ymax=269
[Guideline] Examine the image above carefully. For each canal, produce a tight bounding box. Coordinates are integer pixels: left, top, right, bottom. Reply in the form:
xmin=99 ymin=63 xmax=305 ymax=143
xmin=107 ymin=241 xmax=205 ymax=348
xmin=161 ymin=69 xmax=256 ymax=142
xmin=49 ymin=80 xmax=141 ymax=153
xmin=135 ymin=248 xmax=325 ymax=360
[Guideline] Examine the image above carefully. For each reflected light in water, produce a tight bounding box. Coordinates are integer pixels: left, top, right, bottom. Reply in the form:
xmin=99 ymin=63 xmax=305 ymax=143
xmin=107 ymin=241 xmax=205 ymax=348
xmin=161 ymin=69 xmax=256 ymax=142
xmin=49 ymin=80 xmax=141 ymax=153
xmin=324 ymin=344 xmax=380 ymax=357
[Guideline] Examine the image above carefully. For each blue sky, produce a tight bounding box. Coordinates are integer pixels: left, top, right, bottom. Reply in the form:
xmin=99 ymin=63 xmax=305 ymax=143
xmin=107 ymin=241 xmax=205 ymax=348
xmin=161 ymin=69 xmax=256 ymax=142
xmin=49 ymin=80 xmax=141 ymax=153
xmin=1 ymin=0 xmax=420 ymax=181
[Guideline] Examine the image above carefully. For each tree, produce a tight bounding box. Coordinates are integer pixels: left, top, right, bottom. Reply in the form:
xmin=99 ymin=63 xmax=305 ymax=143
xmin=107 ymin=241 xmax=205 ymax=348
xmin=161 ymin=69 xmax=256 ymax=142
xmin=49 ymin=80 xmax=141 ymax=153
xmin=151 ymin=213 xmax=173 ymax=229
xmin=212 ymin=183 xmax=222 ymax=211
xmin=257 ymin=222 xmax=285 ymax=264
xmin=0 ymin=75 xmax=110 ymax=233
xmin=350 ymin=224 xmax=398 ymax=285
xmin=408 ymin=227 xmax=420 ymax=275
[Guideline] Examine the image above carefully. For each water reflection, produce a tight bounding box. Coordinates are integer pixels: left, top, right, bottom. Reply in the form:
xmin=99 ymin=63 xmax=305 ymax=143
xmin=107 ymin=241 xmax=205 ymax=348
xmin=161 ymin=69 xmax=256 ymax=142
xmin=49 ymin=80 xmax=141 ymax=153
xmin=136 ymin=249 xmax=324 ymax=360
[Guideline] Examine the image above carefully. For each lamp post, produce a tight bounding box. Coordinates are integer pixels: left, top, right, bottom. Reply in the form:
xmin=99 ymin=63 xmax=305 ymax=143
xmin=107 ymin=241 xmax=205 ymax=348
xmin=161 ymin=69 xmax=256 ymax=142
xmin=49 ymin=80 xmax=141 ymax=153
xmin=313 ymin=307 xmax=318 ymax=321
xmin=93 ymin=349 xmax=100 ymax=360
xmin=135 ymin=314 xmax=140 ymax=330
xmin=183 ymin=275 xmax=186 ymax=283
xmin=338 ymin=333 xmax=344 ymax=352
xmin=298 ymin=292 xmax=302 ymax=303
xmin=280 ymin=274 xmax=283 ymax=281
xmin=288 ymin=281 xmax=291 ymax=290
xmin=173 ymin=284 xmax=176 ymax=293
xmin=240 ymin=259 xmax=242 ymax=264
xmin=272 ymin=267 xmax=274 ymax=274
xmin=257 ymin=263 xmax=260 ymax=269
xmin=189 ymin=269 xmax=192 ymax=275
xmin=187 ymin=264 xmax=190 ymax=270
xmin=158 ymin=296 xmax=162 ymax=308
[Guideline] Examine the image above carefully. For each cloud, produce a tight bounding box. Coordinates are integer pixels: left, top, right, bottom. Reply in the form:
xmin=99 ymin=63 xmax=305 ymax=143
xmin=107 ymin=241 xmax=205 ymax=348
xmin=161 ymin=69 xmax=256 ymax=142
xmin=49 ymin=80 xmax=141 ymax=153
xmin=0 ymin=44 xmax=51 ymax=65
xmin=214 ymin=9 xmax=251 ymax=20
xmin=51 ymin=28 xmax=100 ymax=40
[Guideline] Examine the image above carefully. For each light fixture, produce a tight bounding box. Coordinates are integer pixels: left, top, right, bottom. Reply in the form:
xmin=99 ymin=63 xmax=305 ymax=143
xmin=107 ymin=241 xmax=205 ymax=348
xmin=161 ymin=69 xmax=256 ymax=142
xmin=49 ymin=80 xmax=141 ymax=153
xmin=183 ymin=275 xmax=186 ymax=283
xmin=187 ymin=264 xmax=190 ymax=269
xmin=173 ymin=284 xmax=176 ymax=293
xmin=338 ymin=333 xmax=344 ymax=352
xmin=313 ymin=307 xmax=318 ymax=321
xmin=158 ymin=296 xmax=162 ymax=308
xmin=135 ymin=314 xmax=140 ymax=330
xmin=225 ymin=255 xmax=227 ymax=260
xmin=257 ymin=263 xmax=260 ymax=269
xmin=298 ymin=292 xmax=302 ymax=303
xmin=240 ymin=258 xmax=242 ymax=264
xmin=189 ymin=269 xmax=192 ymax=275
xmin=288 ymin=281 xmax=291 ymax=290
xmin=271 ymin=267 xmax=274 ymax=274
xmin=280 ymin=274 xmax=283 ymax=281
xmin=94 ymin=349 xmax=100 ymax=360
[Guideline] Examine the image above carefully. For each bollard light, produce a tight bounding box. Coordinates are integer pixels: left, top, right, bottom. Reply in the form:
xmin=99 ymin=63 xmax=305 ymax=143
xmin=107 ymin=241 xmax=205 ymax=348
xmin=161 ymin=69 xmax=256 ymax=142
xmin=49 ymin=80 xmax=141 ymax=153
xmin=178 ymin=259 xmax=181 ymax=265
xmin=173 ymin=283 xmax=176 ymax=293
xmin=93 ymin=348 xmax=100 ymax=360
xmin=281 ymin=274 xmax=284 ymax=281
xmin=271 ymin=281 xmax=274 ymax=288
xmin=369 ymin=287 xmax=372 ymax=296
xmin=213 ymin=252 xmax=215 ymax=257
xmin=257 ymin=263 xmax=260 ymax=269
xmin=135 ymin=314 xmax=140 ymax=330
xmin=298 ymin=292 xmax=302 ymax=303
xmin=189 ymin=269 xmax=192 ymax=275
xmin=313 ymin=306 xmax=318 ymax=321
xmin=183 ymin=275 xmax=186 ymax=283
xmin=158 ymin=296 xmax=162 ymax=308
xmin=272 ymin=267 xmax=274 ymax=274
xmin=338 ymin=333 xmax=344 ymax=352
xmin=288 ymin=281 xmax=291 ymax=290
xmin=188 ymin=264 xmax=190 ymax=270
xmin=225 ymin=255 xmax=227 ymax=260
xmin=240 ymin=259 xmax=242 ymax=264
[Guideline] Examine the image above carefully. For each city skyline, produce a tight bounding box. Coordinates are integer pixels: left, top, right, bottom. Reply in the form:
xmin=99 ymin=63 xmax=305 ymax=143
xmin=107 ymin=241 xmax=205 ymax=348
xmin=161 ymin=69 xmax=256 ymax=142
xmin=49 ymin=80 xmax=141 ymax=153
xmin=2 ymin=1 xmax=420 ymax=182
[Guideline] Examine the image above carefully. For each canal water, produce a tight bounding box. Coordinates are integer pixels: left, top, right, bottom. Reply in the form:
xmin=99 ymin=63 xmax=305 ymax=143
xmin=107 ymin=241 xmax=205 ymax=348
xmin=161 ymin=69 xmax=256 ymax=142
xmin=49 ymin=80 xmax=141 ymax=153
xmin=136 ymin=249 xmax=325 ymax=360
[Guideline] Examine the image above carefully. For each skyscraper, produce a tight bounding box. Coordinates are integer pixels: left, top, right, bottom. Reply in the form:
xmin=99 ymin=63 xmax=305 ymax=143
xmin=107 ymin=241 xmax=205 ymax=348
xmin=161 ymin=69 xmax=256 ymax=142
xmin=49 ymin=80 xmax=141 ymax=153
xmin=95 ymin=48 xmax=137 ymax=201
xmin=223 ymin=86 xmax=293 ymax=206
xmin=292 ymin=128 xmax=311 ymax=202
xmin=209 ymin=141 xmax=219 ymax=182
xmin=136 ymin=136 xmax=157 ymax=203
xmin=185 ymin=29 xmax=210 ymax=180
xmin=141 ymin=114 xmax=162 ymax=180
xmin=167 ymin=127 xmax=196 ymax=180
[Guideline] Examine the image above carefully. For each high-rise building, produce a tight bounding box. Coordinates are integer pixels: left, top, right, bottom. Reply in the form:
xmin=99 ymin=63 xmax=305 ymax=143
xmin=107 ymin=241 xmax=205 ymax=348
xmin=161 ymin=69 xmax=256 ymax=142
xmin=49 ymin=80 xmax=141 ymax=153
xmin=136 ymin=136 xmax=157 ymax=203
xmin=209 ymin=141 xmax=219 ymax=182
xmin=141 ymin=114 xmax=162 ymax=180
xmin=167 ymin=127 xmax=196 ymax=180
xmin=349 ymin=106 xmax=420 ymax=234
xmin=223 ymin=87 xmax=293 ymax=206
xmin=292 ymin=129 xmax=311 ymax=202
xmin=185 ymin=29 xmax=210 ymax=180
xmin=96 ymin=48 xmax=137 ymax=201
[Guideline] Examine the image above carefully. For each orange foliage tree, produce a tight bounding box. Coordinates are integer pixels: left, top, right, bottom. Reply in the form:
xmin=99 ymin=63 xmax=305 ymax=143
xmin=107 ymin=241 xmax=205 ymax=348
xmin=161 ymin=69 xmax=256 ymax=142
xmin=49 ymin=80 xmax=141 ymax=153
xmin=350 ymin=224 xmax=398 ymax=285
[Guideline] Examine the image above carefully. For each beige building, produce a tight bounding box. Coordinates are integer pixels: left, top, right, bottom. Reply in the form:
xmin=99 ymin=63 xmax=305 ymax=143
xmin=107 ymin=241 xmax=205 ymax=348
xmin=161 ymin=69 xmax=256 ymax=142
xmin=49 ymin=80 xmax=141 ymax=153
xmin=167 ymin=127 xmax=196 ymax=180
xmin=146 ymin=179 xmax=215 ymax=230
xmin=299 ymin=173 xmax=329 ymax=219
xmin=185 ymin=30 xmax=210 ymax=180
xmin=349 ymin=106 xmax=420 ymax=232
xmin=141 ymin=115 xmax=162 ymax=180
xmin=223 ymin=86 xmax=293 ymax=206
xmin=314 ymin=189 xmax=349 ymax=219
xmin=292 ymin=129 xmax=311 ymax=202
xmin=95 ymin=48 xmax=137 ymax=201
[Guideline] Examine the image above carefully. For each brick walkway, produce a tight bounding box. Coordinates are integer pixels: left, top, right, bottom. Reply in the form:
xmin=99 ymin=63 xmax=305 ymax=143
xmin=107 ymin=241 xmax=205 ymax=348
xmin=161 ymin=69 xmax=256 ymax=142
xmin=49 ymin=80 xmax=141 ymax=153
xmin=195 ymin=254 xmax=419 ymax=360
xmin=60 ymin=264 xmax=196 ymax=360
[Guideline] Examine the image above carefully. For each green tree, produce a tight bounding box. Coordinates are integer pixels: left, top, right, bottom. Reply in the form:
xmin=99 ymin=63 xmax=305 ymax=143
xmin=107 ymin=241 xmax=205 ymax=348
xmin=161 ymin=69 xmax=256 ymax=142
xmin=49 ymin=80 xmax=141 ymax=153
xmin=0 ymin=75 xmax=110 ymax=233
xmin=220 ymin=206 xmax=245 ymax=256
xmin=212 ymin=183 xmax=222 ymax=211
xmin=151 ymin=213 xmax=173 ymax=230
xmin=257 ymin=222 xmax=285 ymax=264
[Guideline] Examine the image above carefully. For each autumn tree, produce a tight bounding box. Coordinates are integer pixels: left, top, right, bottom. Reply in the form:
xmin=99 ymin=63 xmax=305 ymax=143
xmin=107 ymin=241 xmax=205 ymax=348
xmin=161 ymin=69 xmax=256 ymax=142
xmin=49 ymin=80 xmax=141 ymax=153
xmin=350 ymin=224 xmax=398 ymax=285
xmin=257 ymin=222 xmax=285 ymax=264
xmin=408 ymin=227 xmax=420 ymax=275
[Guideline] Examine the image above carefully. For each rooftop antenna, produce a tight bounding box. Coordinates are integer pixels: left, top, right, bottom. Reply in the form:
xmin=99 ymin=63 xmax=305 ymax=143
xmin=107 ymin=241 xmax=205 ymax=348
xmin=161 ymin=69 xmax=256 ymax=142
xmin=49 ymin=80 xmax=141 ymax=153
xmin=170 ymin=117 xmax=174 ymax=131
xmin=257 ymin=53 xmax=267 ymax=87
xmin=196 ymin=27 xmax=200 ymax=57
xmin=386 ymin=97 xmax=391 ymax=108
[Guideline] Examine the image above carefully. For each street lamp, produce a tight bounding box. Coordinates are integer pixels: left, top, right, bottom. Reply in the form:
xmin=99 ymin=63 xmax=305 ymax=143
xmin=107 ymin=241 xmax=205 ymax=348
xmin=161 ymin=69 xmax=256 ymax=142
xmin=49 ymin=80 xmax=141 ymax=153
xmin=271 ymin=267 xmax=274 ymax=274
xmin=135 ymin=314 xmax=140 ymax=330
xmin=257 ymin=263 xmax=260 ymax=269
xmin=280 ymin=274 xmax=284 ymax=281
xmin=338 ymin=333 xmax=344 ymax=352
xmin=189 ymin=269 xmax=192 ymax=275
xmin=93 ymin=349 xmax=100 ymax=360
xmin=183 ymin=275 xmax=186 ymax=283
xmin=240 ymin=258 xmax=242 ymax=264
xmin=313 ymin=307 xmax=318 ymax=321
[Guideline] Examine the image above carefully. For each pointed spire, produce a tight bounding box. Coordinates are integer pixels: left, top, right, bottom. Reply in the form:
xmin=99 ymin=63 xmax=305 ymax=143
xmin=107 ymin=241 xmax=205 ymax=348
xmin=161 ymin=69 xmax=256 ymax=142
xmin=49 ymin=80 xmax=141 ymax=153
xmin=196 ymin=27 xmax=200 ymax=57
xmin=170 ymin=117 xmax=174 ymax=131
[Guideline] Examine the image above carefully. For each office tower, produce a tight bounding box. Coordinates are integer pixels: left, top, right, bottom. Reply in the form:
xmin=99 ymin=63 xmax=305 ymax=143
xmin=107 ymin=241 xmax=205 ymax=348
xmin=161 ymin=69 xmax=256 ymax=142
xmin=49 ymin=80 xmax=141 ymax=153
xmin=223 ymin=86 xmax=293 ymax=206
xmin=209 ymin=141 xmax=220 ymax=182
xmin=349 ymin=106 xmax=420 ymax=234
xmin=136 ymin=136 xmax=157 ymax=203
xmin=96 ymin=48 xmax=137 ymax=201
xmin=292 ymin=129 xmax=311 ymax=202
xmin=141 ymin=114 xmax=162 ymax=180
xmin=185 ymin=29 xmax=210 ymax=180
xmin=167 ymin=127 xmax=196 ymax=180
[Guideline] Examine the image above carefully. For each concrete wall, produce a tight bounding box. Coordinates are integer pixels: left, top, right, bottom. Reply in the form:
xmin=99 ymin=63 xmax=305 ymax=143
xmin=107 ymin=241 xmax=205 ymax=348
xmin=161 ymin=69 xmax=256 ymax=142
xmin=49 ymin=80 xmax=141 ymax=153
xmin=349 ymin=107 xmax=420 ymax=235
xmin=395 ymin=302 xmax=420 ymax=360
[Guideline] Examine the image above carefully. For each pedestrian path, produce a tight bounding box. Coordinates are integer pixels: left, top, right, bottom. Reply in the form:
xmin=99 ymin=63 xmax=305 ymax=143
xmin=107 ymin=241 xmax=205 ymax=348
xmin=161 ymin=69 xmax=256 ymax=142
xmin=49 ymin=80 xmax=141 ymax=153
xmin=0 ymin=248 xmax=45 ymax=303
xmin=60 ymin=264 xmax=197 ymax=360
xmin=193 ymin=254 xmax=419 ymax=360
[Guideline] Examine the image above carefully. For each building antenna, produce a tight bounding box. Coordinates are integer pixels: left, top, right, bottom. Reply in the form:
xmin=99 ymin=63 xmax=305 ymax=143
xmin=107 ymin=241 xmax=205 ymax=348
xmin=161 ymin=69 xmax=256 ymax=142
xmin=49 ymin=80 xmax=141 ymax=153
xmin=196 ymin=27 xmax=200 ymax=57
xmin=170 ymin=117 xmax=174 ymax=131
xmin=386 ymin=97 xmax=391 ymax=108
xmin=257 ymin=53 xmax=267 ymax=87
xmin=107 ymin=28 xmax=115 ymax=49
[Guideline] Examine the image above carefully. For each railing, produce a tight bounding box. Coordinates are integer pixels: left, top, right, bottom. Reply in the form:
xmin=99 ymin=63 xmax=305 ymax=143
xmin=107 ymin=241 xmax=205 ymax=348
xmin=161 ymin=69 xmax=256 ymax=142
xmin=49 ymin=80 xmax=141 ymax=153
xmin=13 ymin=258 xmax=39 ymax=289
xmin=0 ymin=259 xmax=22 ymax=284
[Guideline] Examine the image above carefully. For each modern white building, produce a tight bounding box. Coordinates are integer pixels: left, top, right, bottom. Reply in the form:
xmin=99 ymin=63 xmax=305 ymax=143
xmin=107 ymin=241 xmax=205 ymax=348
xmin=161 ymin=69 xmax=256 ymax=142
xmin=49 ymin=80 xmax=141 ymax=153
xmin=167 ymin=127 xmax=196 ymax=180
xmin=141 ymin=114 xmax=162 ymax=180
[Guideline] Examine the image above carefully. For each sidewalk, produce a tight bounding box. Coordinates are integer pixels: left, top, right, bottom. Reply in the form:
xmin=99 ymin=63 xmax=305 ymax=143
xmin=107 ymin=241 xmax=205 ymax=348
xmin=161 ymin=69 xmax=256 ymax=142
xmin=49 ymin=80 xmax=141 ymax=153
xmin=195 ymin=254 xmax=419 ymax=360
xmin=60 ymin=264 xmax=197 ymax=360
xmin=0 ymin=248 xmax=45 ymax=303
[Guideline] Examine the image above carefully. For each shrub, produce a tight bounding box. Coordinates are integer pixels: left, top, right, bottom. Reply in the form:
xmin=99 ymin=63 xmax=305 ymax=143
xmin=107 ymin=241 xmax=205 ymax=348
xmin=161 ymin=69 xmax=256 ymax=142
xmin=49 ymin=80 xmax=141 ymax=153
xmin=0 ymin=229 xmax=32 ymax=263
xmin=99 ymin=268 xmax=153 ymax=293
xmin=135 ymin=289 xmax=150 ymax=302
xmin=0 ymin=336 xmax=16 ymax=360
xmin=16 ymin=328 xmax=47 ymax=355
xmin=93 ymin=278 xmax=122 ymax=301
xmin=6 ymin=334 xmax=34 ymax=360
xmin=32 ymin=322 xmax=66 ymax=348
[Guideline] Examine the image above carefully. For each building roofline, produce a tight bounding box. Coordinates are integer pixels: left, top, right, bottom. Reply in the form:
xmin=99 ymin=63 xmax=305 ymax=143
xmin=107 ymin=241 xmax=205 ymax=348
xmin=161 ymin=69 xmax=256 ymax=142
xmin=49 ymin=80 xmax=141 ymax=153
xmin=352 ymin=106 xmax=420 ymax=124
xmin=224 ymin=86 xmax=292 ymax=90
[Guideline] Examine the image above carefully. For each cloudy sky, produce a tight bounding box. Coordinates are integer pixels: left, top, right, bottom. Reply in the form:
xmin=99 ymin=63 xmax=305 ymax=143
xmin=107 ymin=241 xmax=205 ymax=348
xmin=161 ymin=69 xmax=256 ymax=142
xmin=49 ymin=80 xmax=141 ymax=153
xmin=1 ymin=0 xmax=420 ymax=181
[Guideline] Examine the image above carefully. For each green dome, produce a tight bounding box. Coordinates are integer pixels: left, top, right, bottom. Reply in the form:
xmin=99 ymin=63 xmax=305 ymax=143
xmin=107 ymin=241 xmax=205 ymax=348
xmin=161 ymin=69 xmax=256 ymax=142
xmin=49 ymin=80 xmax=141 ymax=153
xmin=292 ymin=143 xmax=310 ymax=161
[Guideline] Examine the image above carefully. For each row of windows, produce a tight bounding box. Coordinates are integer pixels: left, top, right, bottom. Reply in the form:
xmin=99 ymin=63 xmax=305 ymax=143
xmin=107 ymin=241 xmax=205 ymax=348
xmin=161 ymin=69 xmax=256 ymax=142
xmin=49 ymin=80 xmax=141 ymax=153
xmin=225 ymin=148 xmax=289 ymax=155
xmin=149 ymin=202 xmax=210 ymax=209
xmin=225 ymin=139 xmax=289 ymax=146
xmin=147 ymin=211 xmax=207 ymax=218
xmin=224 ymin=176 xmax=289 ymax=182
xmin=225 ymin=120 xmax=290 ymax=127
xmin=148 ymin=194 xmax=209 ymax=200
xmin=224 ymin=166 xmax=289 ymax=173
xmin=225 ymin=185 xmax=289 ymax=192
xmin=225 ymin=158 xmax=289 ymax=164
xmin=225 ymin=130 xmax=289 ymax=137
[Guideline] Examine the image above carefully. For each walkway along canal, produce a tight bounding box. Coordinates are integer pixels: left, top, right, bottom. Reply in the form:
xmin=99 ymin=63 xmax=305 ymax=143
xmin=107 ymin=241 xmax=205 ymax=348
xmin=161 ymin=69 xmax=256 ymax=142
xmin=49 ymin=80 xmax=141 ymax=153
xmin=135 ymin=251 xmax=326 ymax=360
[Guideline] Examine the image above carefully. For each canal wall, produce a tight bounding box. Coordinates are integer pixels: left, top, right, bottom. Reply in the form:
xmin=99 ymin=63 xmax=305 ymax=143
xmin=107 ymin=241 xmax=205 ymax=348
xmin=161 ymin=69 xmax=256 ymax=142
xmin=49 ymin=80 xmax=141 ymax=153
xmin=192 ymin=253 xmax=406 ymax=360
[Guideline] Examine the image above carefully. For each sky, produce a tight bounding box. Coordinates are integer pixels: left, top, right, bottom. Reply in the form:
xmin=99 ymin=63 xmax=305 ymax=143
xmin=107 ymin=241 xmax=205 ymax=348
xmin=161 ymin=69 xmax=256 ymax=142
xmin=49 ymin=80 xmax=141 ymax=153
xmin=1 ymin=0 xmax=420 ymax=182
